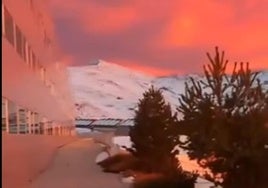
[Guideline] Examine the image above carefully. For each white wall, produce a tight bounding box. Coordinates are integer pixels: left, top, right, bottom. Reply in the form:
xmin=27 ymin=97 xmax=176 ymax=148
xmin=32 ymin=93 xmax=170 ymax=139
xmin=2 ymin=0 xmax=74 ymax=124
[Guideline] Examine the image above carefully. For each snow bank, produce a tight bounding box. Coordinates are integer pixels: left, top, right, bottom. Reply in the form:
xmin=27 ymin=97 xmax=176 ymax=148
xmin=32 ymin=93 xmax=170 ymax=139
xmin=112 ymin=136 xmax=132 ymax=149
xmin=121 ymin=176 xmax=135 ymax=183
xmin=95 ymin=151 xmax=110 ymax=164
xmin=195 ymin=178 xmax=215 ymax=188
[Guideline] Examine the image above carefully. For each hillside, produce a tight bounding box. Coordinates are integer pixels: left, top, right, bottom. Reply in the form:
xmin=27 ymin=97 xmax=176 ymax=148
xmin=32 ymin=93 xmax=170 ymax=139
xmin=68 ymin=60 xmax=268 ymax=119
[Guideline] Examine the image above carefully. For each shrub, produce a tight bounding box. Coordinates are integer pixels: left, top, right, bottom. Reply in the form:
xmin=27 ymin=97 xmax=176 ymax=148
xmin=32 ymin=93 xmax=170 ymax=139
xmin=178 ymin=47 xmax=268 ymax=188
xmin=128 ymin=86 xmax=180 ymax=174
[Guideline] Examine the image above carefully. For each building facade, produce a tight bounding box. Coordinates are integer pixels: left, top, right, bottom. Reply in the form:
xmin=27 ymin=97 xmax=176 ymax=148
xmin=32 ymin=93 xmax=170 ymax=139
xmin=2 ymin=0 xmax=75 ymax=135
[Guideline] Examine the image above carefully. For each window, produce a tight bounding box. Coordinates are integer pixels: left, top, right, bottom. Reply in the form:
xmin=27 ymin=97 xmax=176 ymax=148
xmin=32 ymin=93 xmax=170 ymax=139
xmin=22 ymin=36 xmax=27 ymax=61
xmin=43 ymin=30 xmax=51 ymax=48
xmin=29 ymin=0 xmax=34 ymax=11
xmin=43 ymin=30 xmax=47 ymax=46
xmin=18 ymin=108 xmax=28 ymax=134
xmin=8 ymin=100 xmax=18 ymax=134
xmin=50 ymin=83 xmax=55 ymax=96
xmin=2 ymin=98 xmax=7 ymax=132
xmin=36 ymin=61 xmax=40 ymax=72
xmin=4 ymin=6 xmax=14 ymax=45
xmin=28 ymin=111 xmax=35 ymax=134
xmin=45 ymin=79 xmax=50 ymax=87
xmin=2 ymin=4 xmax=5 ymax=35
xmin=40 ymin=67 xmax=46 ymax=82
xmin=27 ymin=45 xmax=32 ymax=66
xmin=15 ymin=25 xmax=23 ymax=56
xmin=40 ymin=121 xmax=45 ymax=134
xmin=32 ymin=52 xmax=36 ymax=70
xmin=33 ymin=112 xmax=40 ymax=134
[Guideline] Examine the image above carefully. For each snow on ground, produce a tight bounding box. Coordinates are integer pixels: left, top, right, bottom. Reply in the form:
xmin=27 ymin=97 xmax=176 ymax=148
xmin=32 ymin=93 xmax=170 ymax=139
xmin=120 ymin=176 xmax=214 ymax=187
xmin=75 ymin=128 xmax=93 ymax=134
xmin=121 ymin=176 xmax=135 ymax=184
xmin=195 ymin=178 xmax=215 ymax=188
xmin=95 ymin=151 xmax=110 ymax=164
xmin=258 ymin=71 xmax=268 ymax=89
xmin=113 ymin=136 xmax=132 ymax=149
xmin=75 ymin=128 xmax=102 ymax=136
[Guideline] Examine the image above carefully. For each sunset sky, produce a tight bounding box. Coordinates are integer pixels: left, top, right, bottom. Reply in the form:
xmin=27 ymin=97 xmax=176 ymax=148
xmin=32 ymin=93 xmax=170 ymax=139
xmin=49 ymin=0 xmax=268 ymax=76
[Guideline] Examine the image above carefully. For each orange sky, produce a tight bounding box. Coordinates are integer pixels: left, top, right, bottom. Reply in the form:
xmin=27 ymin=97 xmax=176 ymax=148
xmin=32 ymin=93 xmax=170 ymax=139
xmin=49 ymin=0 xmax=268 ymax=76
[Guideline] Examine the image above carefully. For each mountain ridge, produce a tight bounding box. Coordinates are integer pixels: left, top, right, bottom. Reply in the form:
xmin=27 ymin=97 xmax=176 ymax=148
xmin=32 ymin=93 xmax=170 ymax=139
xmin=68 ymin=60 xmax=268 ymax=119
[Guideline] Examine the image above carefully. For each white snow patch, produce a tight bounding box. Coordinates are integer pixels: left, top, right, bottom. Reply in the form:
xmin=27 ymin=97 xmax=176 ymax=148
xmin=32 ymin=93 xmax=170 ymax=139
xmin=113 ymin=136 xmax=132 ymax=149
xmin=121 ymin=176 xmax=135 ymax=184
xmin=120 ymin=176 xmax=216 ymax=187
xmin=95 ymin=151 xmax=110 ymax=164
xmin=75 ymin=128 xmax=92 ymax=134
xmin=195 ymin=178 xmax=216 ymax=188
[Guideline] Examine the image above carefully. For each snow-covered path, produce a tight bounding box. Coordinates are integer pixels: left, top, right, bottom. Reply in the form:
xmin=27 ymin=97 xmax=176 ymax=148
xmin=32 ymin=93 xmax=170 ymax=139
xmin=29 ymin=138 xmax=128 ymax=188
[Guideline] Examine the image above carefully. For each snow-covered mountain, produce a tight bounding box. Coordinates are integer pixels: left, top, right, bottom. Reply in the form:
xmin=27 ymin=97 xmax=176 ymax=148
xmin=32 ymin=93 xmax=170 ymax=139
xmin=68 ymin=60 xmax=268 ymax=119
xmin=68 ymin=60 xmax=184 ymax=119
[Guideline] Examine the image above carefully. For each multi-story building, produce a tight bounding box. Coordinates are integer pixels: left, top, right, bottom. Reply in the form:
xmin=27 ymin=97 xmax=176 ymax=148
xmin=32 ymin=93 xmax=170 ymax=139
xmin=2 ymin=0 xmax=75 ymax=135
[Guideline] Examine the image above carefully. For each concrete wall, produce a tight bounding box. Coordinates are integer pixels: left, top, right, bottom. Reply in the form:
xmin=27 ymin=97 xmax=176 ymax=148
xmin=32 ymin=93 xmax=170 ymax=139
xmin=2 ymin=133 xmax=77 ymax=188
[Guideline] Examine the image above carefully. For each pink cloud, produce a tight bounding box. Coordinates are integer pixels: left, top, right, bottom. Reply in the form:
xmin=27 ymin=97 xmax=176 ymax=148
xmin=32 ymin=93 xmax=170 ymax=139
xmin=110 ymin=58 xmax=181 ymax=76
xmin=48 ymin=0 xmax=268 ymax=75
xmin=160 ymin=0 xmax=235 ymax=47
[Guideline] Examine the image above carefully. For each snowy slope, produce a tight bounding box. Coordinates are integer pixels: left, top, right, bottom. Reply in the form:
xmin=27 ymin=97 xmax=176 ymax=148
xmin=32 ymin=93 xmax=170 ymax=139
xmin=258 ymin=71 xmax=268 ymax=89
xmin=68 ymin=60 xmax=154 ymax=119
xmin=68 ymin=60 xmax=268 ymax=119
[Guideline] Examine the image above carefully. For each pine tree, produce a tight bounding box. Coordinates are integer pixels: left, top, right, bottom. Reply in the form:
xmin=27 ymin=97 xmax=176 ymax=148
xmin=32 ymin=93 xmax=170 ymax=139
xmin=178 ymin=47 xmax=268 ymax=188
xmin=129 ymin=86 xmax=180 ymax=174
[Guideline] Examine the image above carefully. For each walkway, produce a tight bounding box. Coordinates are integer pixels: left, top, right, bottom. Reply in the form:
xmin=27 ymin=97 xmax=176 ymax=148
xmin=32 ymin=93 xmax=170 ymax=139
xmin=29 ymin=138 xmax=129 ymax=188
